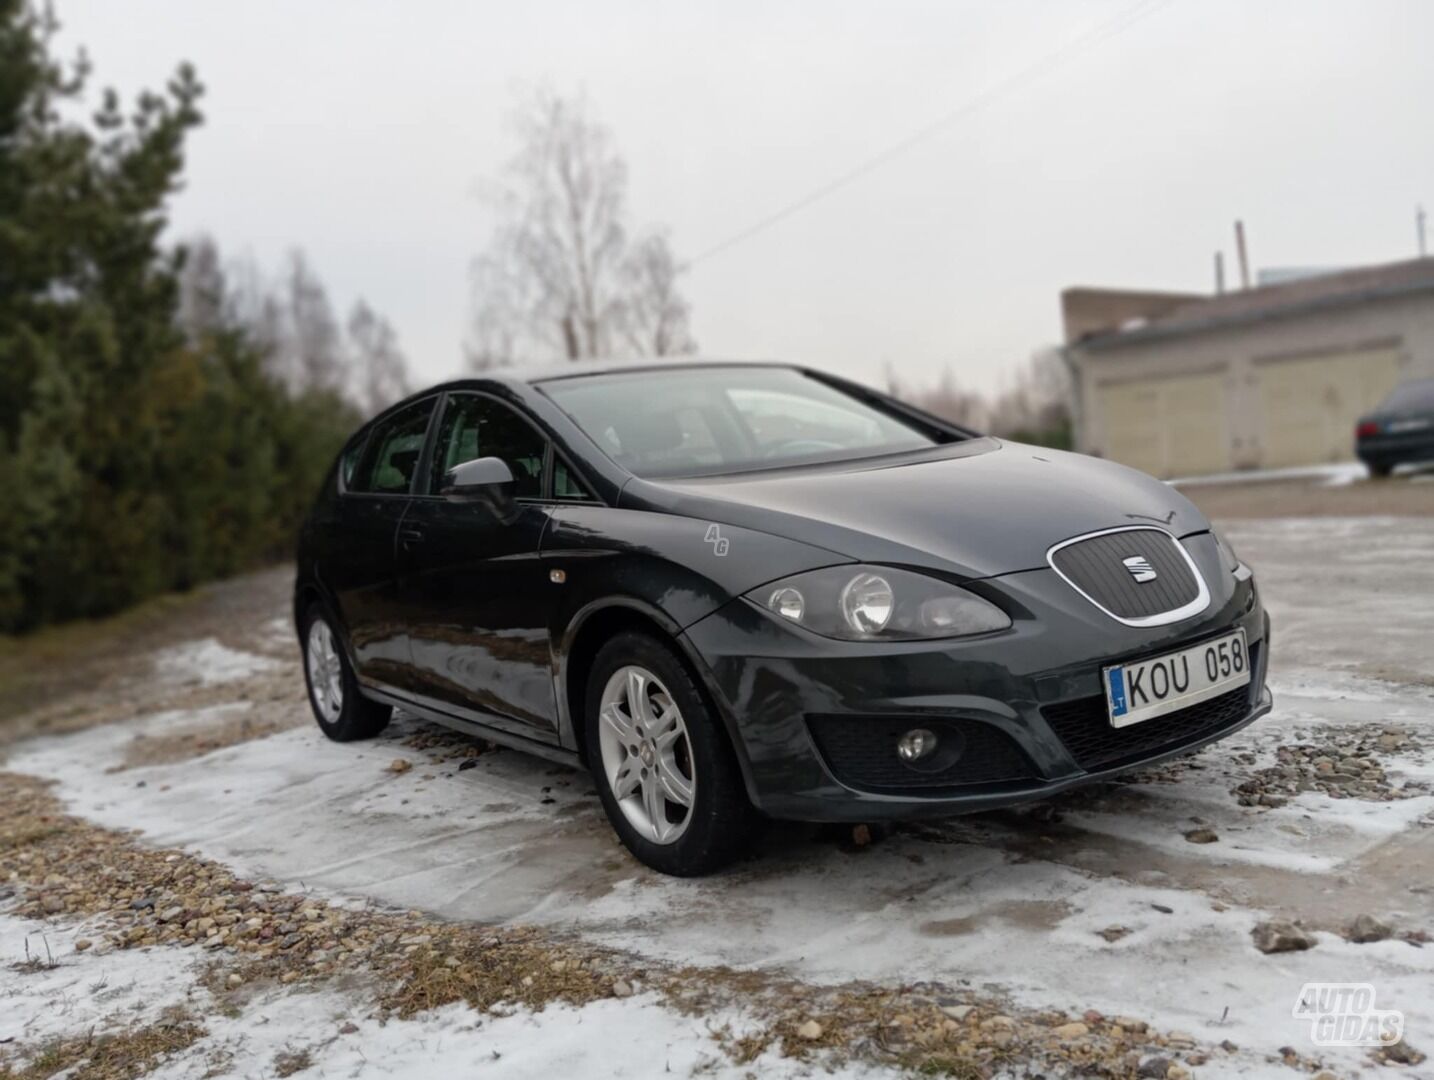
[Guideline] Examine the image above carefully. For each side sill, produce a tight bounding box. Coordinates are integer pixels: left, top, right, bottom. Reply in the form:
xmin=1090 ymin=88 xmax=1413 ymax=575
xmin=360 ymin=685 xmax=583 ymax=770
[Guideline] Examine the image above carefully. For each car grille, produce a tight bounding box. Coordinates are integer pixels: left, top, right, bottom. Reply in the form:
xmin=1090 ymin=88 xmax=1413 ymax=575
xmin=1050 ymin=529 xmax=1201 ymax=620
xmin=805 ymin=714 xmax=1037 ymax=794
xmin=1041 ymin=644 xmax=1260 ymax=772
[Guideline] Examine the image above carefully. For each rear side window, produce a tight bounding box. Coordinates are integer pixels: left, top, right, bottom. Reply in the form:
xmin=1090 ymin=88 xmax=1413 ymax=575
xmin=339 ymin=437 xmax=366 ymax=488
xmin=1380 ymin=378 xmax=1434 ymax=412
xmin=349 ymin=399 xmax=435 ymax=495
xmin=430 ymin=394 xmax=546 ymax=498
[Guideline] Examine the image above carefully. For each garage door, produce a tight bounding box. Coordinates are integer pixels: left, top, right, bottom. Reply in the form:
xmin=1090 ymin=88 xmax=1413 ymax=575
xmin=1256 ymin=346 xmax=1402 ymax=468
xmin=1097 ymin=371 xmax=1229 ymax=478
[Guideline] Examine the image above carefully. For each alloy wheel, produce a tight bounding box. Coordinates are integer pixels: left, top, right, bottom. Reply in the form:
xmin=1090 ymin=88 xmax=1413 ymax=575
xmin=597 ymin=665 xmax=695 ymax=844
xmin=306 ymin=618 xmax=345 ymax=724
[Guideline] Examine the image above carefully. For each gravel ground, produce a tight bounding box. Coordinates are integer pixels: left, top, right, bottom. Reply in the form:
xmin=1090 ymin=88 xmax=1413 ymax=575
xmin=1 ymin=488 xmax=1432 ymax=1078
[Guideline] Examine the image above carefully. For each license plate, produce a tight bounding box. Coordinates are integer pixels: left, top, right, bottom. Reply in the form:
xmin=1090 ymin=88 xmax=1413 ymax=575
xmin=1103 ymin=629 xmax=1250 ymax=728
xmin=1387 ymin=417 xmax=1432 ymax=434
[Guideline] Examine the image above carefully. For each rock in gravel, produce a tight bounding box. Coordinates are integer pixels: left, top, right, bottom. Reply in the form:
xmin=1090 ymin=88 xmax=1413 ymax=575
xmin=611 ymin=979 xmax=633 ymax=998
xmin=339 ymin=1022 xmax=359 ymax=1035
xmin=1380 ymin=1038 xmax=1425 ymax=1065
xmin=386 ymin=759 xmax=413 ymax=775
xmin=1251 ymin=919 xmax=1316 ymax=954
xmin=1346 ymin=913 xmax=1393 ymax=943
xmin=1165 ymin=1065 xmax=1191 ymax=1080
xmin=1098 ymin=925 xmax=1132 ymax=942
xmin=850 ymin=824 xmax=872 ymax=847
xmin=1050 ymin=1021 xmax=1088 ymax=1039
xmin=1136 ymin=1056 xmax=1171 ymax=1078
xmin=74 ymin=938 xmax=92 ymax=952
xmin=1183 ymin=828 xmax=1219 ymax=844
xmin=939 ymin=1004 xmax=973 ymax=1022
xmin=796 ymin=1020 xmax=824 ymax=1040
xmin=457 ymin=759 xmax=478 ymax=772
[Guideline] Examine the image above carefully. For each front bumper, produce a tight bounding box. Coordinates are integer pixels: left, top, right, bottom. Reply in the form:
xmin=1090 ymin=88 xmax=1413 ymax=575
xmin=681 ymin=532 xmax=1271 ymax=822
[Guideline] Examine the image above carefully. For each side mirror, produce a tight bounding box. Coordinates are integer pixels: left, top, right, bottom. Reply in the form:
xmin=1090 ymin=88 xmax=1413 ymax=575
xmin=440 ymin=456 xmax=514 ymax=500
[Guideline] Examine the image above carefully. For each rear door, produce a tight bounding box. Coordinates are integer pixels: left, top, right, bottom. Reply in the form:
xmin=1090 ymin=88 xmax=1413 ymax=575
xmin=326 ymin=396 xmax=437 ymax=688
xmin=398 ymin=392 xmax=566 ymax=739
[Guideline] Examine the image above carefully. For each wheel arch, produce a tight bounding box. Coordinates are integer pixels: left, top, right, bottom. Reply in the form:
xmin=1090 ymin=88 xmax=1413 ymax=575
xmin=556 ymin=598 xmax=759 ymax=803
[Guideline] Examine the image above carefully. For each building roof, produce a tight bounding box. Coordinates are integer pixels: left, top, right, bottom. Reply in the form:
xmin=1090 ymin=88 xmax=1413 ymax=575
xmin=1075 ymin=256 xmax=1434 ymax=351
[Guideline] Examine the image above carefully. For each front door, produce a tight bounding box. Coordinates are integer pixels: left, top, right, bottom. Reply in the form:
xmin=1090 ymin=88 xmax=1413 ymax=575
xmin=399 ymin=393 xmax=560 ymax=740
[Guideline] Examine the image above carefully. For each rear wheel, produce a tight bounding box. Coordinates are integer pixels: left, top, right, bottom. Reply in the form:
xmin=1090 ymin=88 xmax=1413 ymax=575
xmin=301 ymin=604 xmax=392 ymax=742
xmin=585 ymin=631 xmax=756 ymax=875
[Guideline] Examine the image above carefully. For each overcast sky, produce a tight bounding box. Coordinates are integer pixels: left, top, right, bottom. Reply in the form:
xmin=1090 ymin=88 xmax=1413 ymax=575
xmin=56 ymin=0 xmax=1434 ymax=394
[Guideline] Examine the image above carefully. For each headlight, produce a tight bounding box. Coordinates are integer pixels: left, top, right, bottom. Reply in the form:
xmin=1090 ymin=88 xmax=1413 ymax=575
xmin=749 ymin=566 xmax=1010 ymax=641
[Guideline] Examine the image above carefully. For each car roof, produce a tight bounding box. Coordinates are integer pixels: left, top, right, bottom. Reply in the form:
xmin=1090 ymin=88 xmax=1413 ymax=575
xmin=356 ymin=358 xmax=818 ymax=435
xmin=464 ymin=356 xmax=799 ymax=390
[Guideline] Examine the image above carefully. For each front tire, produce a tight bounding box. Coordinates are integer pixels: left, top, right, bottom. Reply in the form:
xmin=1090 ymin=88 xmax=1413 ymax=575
xmin=301 ymin=604 xmax=392 ymax=742
xmin=584 ymin=631 xmax=756 ymax=876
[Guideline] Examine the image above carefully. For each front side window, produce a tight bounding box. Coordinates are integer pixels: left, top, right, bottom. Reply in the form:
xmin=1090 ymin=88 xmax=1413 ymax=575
xmin=553 ymin=456 xmax=595 ymax=501
xmin=430 ymin=394 xmax=545 ymax=498
xmin=539 ymin=365 xmax=950 ymax=478
xmin=349 ymin=398 xmax=435 ymax=495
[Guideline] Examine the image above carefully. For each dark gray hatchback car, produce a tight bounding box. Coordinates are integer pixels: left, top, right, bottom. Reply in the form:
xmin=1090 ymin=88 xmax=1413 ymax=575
xmin=1357 ymin=377 xmax=1434 ymax=476
xmin=294 ymin=361 xmax=1271 ymax=875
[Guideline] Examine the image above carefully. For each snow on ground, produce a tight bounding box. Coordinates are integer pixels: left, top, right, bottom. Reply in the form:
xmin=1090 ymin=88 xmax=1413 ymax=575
xmin=10 ymin=691 xmax=1432 ymax=1076
xmin=6 ymin=519 xmax=1433 ymax=1077
xmin=1168 ymin=462 xmax=1372 ymax=488
xmin=1168 ymin=460 xmax=1434 ymax=487
xmin=0 ymin=917 xmax=181 ymax=1048
xmin=153 ymin=637 xmax=280 ymax=687
xmin=0 ymin=914 xmax=863 ymax=1080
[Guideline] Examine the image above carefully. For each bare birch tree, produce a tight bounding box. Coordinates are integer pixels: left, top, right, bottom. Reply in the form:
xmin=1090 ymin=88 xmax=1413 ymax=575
xmin=283 ymin=249 xmax=344 ymax=392
xmin=347 ymin=300 xmax=412 ymax=415
xmin=466 ymin=88 xmax=696 ymax=366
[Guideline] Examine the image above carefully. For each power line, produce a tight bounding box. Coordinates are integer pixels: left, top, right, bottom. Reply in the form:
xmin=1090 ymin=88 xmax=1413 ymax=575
xmin=684 ymin=0 xmax=1177 ymax=269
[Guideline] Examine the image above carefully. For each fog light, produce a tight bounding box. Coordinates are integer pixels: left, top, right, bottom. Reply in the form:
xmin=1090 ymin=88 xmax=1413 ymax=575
xmin=897 ymin=728 xmax=938 ymax=763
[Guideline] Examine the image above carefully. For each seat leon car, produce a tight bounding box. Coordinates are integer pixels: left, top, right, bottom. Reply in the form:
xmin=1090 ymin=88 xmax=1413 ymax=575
xmin=295 ymin=361 xmax=1271 ymax=875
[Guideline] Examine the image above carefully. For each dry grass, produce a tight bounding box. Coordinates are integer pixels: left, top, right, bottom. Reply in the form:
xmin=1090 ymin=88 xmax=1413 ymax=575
xmin=10 ymin=934 xmax=59 ymax=975
xmin=270 ymin=1048 xmax=313 ymax=1077
xmin=0 ymin=1009 xmax=204 ymax=1080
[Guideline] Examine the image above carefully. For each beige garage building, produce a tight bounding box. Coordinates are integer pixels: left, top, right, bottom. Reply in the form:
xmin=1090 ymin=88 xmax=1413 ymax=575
xmin=1063 ymin=258 xmax=1434 ymax=477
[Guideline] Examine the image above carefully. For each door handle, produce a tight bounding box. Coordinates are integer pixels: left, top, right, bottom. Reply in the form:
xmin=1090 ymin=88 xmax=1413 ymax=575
xmin=398 ymin=526 xmax=426 ymax=548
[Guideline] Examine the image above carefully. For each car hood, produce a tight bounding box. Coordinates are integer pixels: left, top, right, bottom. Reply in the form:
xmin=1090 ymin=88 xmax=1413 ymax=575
xmin=624 ymin=439 xmax=1210 ymax=580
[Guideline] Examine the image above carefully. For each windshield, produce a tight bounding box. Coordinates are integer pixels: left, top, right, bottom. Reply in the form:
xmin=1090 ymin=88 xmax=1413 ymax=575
xmin=539 ymin=366 xmax=951 ymax=477
xmin=1378 ymin=378 xmax=1434 ymax=413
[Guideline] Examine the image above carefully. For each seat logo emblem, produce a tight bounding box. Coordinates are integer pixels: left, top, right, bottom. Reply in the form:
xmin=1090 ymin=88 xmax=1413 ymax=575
xmin=1123 ymin=555 xmax=1157 ymax=583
